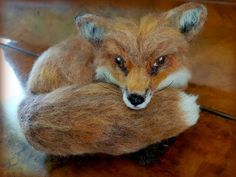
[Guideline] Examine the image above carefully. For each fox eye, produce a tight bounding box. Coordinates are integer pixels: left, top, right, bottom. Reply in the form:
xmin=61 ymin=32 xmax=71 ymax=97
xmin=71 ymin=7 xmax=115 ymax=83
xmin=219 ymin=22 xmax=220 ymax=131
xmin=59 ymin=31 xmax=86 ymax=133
xmin=115 ymin=56 xmax=128 ymax=74
xmin=150 ymin=55 xmax=167 ymax=75
xmin=157 ymin=55 xmax=166 ymax=65
xmin=115 ymin=56 xmax=124 ymax=66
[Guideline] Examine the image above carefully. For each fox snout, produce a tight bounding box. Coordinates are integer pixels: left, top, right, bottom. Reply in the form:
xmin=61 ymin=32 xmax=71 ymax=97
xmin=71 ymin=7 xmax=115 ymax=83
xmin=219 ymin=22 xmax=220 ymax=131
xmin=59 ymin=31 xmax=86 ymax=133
xmin=122 ymin=88 xmax=152 ymax=110
xmin=128 ymin=93 xmax=145 ymax=106
xmin=122 ymin=67 xmax=152 ymax=110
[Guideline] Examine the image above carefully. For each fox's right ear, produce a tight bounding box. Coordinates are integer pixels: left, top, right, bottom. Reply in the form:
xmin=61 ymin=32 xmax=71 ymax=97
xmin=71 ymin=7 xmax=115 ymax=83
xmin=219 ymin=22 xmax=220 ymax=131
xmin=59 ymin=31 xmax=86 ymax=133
xmin=75 ymin=14 xmax=107 ymax=45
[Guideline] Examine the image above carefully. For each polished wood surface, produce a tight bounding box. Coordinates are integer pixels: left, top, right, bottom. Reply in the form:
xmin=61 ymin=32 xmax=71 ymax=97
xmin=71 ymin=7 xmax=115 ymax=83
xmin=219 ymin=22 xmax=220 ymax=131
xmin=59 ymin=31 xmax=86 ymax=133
xmin=1 ymin=0 xmax=236 ymax=117
xmin=1 ymin=0 xmax=236 ymax=176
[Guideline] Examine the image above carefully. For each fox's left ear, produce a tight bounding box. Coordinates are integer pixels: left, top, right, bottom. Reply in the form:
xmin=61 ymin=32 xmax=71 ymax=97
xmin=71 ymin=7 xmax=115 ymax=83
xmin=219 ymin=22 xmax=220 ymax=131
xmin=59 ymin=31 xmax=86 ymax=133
xmin=164 ymin=2 xmax=207 ymax=41
xmin=75 ymin=13 xmax=107 ymax=45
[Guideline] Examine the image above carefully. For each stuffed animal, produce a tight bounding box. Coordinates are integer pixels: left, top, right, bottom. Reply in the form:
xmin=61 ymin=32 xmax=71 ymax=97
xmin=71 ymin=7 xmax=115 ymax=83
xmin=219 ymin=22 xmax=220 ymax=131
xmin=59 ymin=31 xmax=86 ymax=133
xmin=18 ymin=2 xmax=207 ymax=163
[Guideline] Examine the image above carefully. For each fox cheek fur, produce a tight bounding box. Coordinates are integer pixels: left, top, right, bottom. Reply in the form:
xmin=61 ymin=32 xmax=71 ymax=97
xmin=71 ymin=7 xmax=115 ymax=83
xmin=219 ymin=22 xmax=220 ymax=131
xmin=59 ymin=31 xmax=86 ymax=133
xmin=76 ymin=3 xmax=207 ymax=110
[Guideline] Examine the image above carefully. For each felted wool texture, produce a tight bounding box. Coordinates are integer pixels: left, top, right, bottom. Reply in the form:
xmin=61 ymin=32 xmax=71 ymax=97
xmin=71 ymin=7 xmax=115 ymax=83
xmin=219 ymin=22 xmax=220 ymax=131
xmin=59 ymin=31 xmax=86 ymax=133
xmin=18 ymin=83 xmax=198 ymax=156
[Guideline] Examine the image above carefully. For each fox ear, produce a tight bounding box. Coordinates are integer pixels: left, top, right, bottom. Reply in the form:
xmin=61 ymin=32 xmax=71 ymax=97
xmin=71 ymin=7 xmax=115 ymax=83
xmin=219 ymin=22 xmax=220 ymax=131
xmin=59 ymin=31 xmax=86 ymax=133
xmin=164 ymin=3 xmax=207 ymax=41
xmin=75 ymin=14 xmax=106 ymax=45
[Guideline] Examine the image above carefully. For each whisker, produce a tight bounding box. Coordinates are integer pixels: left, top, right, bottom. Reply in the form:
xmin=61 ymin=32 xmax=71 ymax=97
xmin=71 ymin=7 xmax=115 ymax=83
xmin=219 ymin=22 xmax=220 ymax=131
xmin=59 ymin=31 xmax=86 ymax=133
xmin=155 ymin=80 xmax=174 ymax=93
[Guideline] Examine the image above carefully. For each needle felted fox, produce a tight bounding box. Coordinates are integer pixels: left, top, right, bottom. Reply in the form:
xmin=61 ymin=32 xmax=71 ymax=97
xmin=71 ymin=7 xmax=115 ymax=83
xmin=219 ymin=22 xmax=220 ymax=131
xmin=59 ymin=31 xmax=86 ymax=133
xmin=18 ymin=2 xmax=207 ymax=162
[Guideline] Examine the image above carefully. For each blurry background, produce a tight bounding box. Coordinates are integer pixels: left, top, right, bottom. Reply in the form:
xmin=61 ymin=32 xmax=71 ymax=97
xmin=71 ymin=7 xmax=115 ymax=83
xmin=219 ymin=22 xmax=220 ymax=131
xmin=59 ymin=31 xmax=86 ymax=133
xmin=0 ymin=0 xmax=236 ymax=177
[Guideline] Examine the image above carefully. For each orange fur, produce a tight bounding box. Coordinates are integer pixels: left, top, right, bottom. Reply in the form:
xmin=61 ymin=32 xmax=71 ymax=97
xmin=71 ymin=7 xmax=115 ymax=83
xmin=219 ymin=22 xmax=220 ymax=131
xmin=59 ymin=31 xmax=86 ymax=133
xmin=126 ymin=67 xmax=150 ymax=94
xmin=19 ymin=83 xmax=194 ymax=155
xmin=18 ymin=2 xmax=207 ymax=155
xmin=28 ymin=3 xmax=207 ymax=94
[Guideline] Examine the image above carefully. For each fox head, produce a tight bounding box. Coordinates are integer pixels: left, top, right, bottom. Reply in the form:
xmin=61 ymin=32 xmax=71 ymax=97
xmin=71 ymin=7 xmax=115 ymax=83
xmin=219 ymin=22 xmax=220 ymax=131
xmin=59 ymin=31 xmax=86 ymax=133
xmin=75 ymin=3 xmax=207 ymax=110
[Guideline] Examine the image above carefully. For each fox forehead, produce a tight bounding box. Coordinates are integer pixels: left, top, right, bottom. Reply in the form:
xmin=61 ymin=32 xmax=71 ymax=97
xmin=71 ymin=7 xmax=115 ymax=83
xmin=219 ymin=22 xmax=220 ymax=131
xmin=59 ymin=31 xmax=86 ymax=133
xmin=102 ymin=16 xmax=188 ymax=64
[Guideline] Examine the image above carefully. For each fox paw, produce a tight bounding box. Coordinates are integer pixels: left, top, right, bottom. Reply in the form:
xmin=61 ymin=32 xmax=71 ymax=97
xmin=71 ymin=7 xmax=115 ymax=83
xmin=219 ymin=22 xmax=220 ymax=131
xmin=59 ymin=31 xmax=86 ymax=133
xmin=129 ymin=137 xmax=177 ymax=166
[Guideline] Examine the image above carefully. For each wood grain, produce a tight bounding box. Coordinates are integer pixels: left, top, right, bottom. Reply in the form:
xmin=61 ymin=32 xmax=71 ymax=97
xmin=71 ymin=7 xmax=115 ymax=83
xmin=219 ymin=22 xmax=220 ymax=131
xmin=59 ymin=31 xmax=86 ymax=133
xmin=1 ymin=0 xmax=236 ymax=176
xmin=1 ymin=0 xmax=236 ymax=116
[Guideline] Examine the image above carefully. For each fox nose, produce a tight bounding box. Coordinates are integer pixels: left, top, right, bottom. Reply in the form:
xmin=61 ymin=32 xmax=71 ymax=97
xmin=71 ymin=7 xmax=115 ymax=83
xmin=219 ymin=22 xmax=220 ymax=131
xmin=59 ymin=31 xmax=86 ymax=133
xmin=128 ymin=94 xmax=145 ymax=106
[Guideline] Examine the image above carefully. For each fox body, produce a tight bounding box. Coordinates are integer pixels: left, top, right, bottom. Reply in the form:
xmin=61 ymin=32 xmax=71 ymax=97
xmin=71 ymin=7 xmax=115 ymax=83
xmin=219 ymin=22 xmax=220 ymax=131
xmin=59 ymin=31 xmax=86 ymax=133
xmin=28 ymin=3 xmax=207 ymax=110
xmin=18 ymin=3 xmax=206 ymax=157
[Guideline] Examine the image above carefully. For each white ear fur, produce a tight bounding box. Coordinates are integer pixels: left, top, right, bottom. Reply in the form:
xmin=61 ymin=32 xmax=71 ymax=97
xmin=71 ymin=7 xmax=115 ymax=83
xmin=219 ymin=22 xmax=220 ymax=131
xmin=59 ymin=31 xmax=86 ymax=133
xmin=81 ymin=21 xmax=104 ymax=42
xmin=179 ymin=7 xmax=203 ymax=33
xmin=75 ymin=14 xmax=105 ymax=43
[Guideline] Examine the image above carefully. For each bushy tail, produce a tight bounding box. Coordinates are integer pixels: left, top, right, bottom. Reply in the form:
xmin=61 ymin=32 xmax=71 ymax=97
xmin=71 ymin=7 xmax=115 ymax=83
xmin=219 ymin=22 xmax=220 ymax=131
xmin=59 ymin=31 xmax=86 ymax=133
xmin=18 ymin=83 xmax=199 ymax=156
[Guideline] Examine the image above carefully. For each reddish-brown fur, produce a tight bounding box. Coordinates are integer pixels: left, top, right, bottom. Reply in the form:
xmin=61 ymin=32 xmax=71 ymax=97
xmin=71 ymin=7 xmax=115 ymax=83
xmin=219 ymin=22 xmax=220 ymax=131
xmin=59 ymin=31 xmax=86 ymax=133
xmin=19 ymin=83 xmax=190 ymax=155
xmin=18 ymin=3 xmax=207 ymax=155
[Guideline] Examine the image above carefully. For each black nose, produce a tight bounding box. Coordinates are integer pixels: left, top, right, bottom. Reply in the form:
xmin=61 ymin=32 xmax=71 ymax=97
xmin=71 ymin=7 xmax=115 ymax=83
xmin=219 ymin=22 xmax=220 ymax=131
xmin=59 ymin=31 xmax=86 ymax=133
xmin=128 ymin=94 xmax=145 ymax=106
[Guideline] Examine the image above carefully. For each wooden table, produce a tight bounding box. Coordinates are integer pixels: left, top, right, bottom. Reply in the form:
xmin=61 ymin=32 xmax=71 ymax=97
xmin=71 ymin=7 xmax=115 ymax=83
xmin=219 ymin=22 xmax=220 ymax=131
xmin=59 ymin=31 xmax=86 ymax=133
xmin=1 ymin=0 xmax=236 ymax=176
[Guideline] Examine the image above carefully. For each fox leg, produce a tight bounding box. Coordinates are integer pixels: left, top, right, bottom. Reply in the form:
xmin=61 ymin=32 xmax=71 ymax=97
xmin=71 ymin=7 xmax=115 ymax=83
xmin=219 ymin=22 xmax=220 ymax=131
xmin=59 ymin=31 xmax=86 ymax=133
xmin=128 ymin=137 xmax=176 ymax=165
